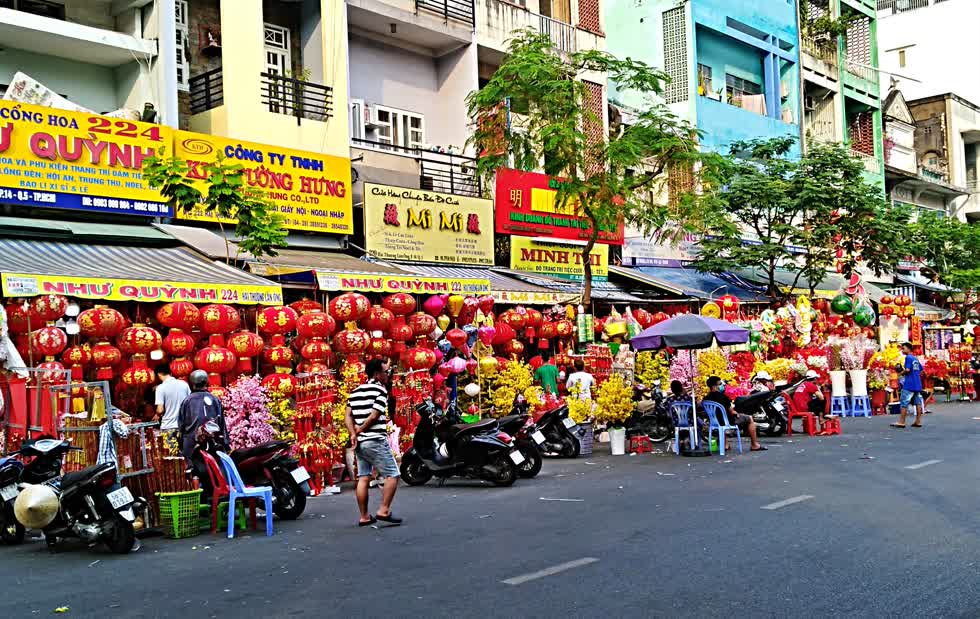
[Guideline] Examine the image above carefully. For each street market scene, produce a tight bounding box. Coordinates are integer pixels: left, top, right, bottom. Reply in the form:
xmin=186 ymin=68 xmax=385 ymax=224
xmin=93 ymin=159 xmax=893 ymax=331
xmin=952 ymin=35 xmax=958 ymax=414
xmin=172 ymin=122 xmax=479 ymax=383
xmin=1 ymin=0 xmax=979 ymax=617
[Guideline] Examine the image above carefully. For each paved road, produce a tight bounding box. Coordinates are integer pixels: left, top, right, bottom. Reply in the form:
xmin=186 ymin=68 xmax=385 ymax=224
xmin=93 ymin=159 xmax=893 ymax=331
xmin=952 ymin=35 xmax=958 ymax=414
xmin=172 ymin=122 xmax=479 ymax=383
xmin=3 ymin=402 xmax=980 ymax=618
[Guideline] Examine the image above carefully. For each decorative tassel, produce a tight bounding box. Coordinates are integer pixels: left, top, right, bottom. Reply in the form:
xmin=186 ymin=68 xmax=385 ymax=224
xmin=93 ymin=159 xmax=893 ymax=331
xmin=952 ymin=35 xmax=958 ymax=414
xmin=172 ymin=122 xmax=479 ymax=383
xmin=90 ymin=389 xmax=106 ymax=423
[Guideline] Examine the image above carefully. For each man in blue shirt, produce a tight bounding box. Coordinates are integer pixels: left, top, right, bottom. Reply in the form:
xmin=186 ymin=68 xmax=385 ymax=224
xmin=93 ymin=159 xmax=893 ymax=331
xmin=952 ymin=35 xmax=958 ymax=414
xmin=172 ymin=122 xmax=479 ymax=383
xmin=892 ymin=342 xmax=925 ymax=429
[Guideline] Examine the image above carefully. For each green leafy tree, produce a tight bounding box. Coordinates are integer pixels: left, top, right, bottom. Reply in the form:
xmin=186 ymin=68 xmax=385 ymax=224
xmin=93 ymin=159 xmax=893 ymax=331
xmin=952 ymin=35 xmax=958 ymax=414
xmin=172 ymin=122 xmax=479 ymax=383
xmin=466 ymin=30 xmax=704 ymax=305
xmin=912 ymin=212 xmax=980 ymax=320
xmin=679 ymin=137 xmax=910 ymax=298
xmin=144 ymin=148 xmax=287 ymax=261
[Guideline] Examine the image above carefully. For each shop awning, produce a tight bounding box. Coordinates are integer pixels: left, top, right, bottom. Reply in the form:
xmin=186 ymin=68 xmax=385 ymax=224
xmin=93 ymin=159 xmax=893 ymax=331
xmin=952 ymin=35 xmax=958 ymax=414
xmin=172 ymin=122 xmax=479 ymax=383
xmin=736 ymin=269 xmax=892 ymax=301
xmin=614 ymin=266 xmax=770 ymax=303
xmin=896 ymin=272 xmax=954 ymax=294
xmin=913 ymin=301 xmax=953 ymax=322
xmin=246 ymin=248 xmax=409 ymax=277
xmin=0 ymin=239 xmax=283 ymax=305
xmin=395 ymin=265 xmax=578 ymax=305
xmin=0 ymin=217 xmax=173 ymax=243
xmin=504 ymin=270 xmax=648 ymax=304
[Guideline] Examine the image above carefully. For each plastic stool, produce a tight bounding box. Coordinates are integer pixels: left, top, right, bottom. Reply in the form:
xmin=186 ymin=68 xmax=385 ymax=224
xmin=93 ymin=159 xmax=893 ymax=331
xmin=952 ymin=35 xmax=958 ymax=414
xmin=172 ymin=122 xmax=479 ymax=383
xmin=821 ymin=417 xmax=842 ymax=435
xmin=199 ymin=502 xmax=247 ymax=534
xmin=831 ymin=396 xmax=850 ymax=417
xmin=788 ymin=413 xmax=817 ymax=436
xmin=850 ymin=396 xmax=871 ymax=418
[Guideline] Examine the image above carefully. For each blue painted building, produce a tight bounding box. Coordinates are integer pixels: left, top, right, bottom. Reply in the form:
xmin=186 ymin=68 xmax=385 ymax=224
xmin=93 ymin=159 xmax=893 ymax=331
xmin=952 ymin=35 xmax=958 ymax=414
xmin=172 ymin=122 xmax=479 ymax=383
xmin=606 ymin=0 xmax=802 ymax=155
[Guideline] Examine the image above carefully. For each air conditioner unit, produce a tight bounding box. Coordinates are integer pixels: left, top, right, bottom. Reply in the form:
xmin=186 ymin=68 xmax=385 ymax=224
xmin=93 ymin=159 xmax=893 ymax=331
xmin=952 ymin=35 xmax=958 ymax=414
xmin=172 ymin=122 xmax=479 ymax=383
xmin=805 ymin=96 xmax=816 ymax=112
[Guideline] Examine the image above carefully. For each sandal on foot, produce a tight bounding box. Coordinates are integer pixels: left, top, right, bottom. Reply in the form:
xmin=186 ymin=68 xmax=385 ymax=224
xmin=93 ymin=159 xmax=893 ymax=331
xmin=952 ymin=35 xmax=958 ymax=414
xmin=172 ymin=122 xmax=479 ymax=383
xmin=377 ymin=513 xmax=403 ymax=525
xmin=358 ymin=516 xmax=377 ymax=527
xmin=750 ymin=446 xmax=768 ymax=452
xmin=911 ymin=423 xmax=923 ymax=428
xmin=890 ymin=423 xmax=906 ymax=428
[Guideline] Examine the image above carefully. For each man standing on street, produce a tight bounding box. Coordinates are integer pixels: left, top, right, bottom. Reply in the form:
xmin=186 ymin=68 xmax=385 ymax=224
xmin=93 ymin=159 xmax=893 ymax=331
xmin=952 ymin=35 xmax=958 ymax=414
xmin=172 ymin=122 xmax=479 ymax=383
xmin=534 ymin=352 xmax=560 ymax=395
xmin=892 ymin=342 xmax=925 ymax=429
xmin=345 ymin=359 xmax=402 ymax=527
xmin=154 ymin=363 xmax=190 ymax=433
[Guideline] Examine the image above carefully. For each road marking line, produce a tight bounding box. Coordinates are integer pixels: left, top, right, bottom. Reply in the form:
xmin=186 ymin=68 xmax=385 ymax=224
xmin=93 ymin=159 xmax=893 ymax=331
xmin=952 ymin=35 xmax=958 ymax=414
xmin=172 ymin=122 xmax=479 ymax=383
xmin=905 ymin=459 xmax=942 ymax=470
xmin=761 ymin=495 xmax=814 ymax=510
xmin=502 ymin=557 xmax=599 ymax=585
xmin=539 ymin=497 xmax=585 ymax=502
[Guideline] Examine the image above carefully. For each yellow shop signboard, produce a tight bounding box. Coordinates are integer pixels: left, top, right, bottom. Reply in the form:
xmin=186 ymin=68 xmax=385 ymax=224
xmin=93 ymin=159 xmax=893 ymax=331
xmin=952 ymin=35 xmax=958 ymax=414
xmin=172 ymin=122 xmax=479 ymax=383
xmin=172 ymin=131 xmax=353 ymax=234
xmin=364 ymin=183 xmax=494 ymax=266
xmin=510 ymin=237 xmax=609 ymax=281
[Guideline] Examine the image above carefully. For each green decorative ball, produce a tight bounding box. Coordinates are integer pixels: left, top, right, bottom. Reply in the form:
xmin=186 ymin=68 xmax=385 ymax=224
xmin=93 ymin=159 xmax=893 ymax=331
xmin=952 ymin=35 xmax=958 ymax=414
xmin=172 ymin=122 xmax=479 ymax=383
xmin=853 ymin=303 xmax=876 ymax=327
xmin=831 ymin=294 xmax=854 ymax=315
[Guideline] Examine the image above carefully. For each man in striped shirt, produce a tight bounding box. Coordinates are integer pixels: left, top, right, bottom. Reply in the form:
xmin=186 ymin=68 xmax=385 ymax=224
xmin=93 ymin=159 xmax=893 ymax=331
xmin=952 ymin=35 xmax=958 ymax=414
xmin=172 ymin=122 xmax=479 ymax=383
xmin=345 ymin=358 xmax=402 ymax=527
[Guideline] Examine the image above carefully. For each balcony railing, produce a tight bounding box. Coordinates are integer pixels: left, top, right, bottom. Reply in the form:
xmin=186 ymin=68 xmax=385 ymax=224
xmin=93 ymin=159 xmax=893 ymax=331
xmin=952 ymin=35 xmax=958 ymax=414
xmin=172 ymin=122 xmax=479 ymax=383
xmin=416 ymin=0 xmax=476 ymax=26
xmin=538 ymin=14 xmax=576 ymax=53
xmin=878 ymin=0 xmax=941 ymax=14
xmin=189 ymin=68 xmax=223 ymax=114
xmin=352 ymin=138 xmax=482 ymax=197
xmin=844 ymin=60 xmax=877 ymax=83
xmin=802 ymin=37 xmax=837 ymax=64
xmin=851 ymin=150 xmax=881 ymax=175
xmin=261 ymin=72 xmax=333 ymax=125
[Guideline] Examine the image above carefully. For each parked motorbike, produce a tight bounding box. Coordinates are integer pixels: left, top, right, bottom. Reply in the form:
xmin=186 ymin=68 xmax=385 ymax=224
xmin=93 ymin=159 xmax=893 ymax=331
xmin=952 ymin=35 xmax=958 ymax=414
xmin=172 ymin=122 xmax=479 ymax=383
xmin=400 ymin=400 xmax=522 ymax=487
xmin=495 ymin=397 xmax=543 ymax=478
xmin=733 ymin=380 xmax=803 ymax=437
xmin=194 ymin=421 xmax=311 ymax=520
xmin=626 ymin=382 xmax=674 ymax=443
xmin=534 ymin=404 xmax=580 ymax=458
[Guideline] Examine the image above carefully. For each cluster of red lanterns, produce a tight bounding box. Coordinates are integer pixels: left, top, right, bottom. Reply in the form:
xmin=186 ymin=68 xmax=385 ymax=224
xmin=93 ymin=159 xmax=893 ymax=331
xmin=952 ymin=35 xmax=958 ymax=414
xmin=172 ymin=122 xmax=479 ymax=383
xmin=879 ymin=295 xmax=915 ymax=320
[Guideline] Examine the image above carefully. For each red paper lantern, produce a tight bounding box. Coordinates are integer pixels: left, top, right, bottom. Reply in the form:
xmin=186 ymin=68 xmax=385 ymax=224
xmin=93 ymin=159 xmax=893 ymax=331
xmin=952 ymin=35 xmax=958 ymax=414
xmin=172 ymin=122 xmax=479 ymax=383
xmin=198 ymin=304 xmax=241 ymax=335
xmin=121 ymin=356 xmax=155 ymax=388
xmin=503 ymin=339 xmax=525 ymax=357
xmin=91 ymin=342 xmax=122 ymax=379
xmin=525 ymin=308 xmax=543 ymax=329
xmin=31 ymin=326 xmax=67 ymax=358
xmin=61 ymin=345 xmax=91 ymax=380
xmin=5 ymin=302 xmax=39 ymax=335
xmin=556 ymin=320 xmax=574 ymax=337
xmin=382 ymin=293 xmax=416 ymax=317
xmin=478 ymin=295 xmax=495 ymax=314
xmin=118 ymin=324 xmax=162 ymax=356
xmin=296 ymin=310 xmax=337 ymax=339
xmin=262 ymin=373 xmax=298 ymax=396
xmin=389 ymin=321 xmax=414 ymax=343
xmin=446 ymin=328 xmax=467 ymax=349
xmin=651 ymin=312 xmax=669 ymax=325
xmin=162 ymin=328 xmax=195 ymax=357
xmin=170 ymin=357 xmax=195 ymax=378
xmin=879 ymin=296 xmax=893 ymax=306
xmin=492 ymin=322 xmax=516 ymax=346
xmin=289 ymin=298 xmax=323 ymax=316
xmin=37 ymin=360 xmax=66 ymax=383
xmin=262 ymin=334 xmax=294 ymax=369
xmin=499 ymin=310 xmax=527 ymax=331
xmin=31 ymin=294 xmax=67 ymax=322
xmin=256 ymin=305 xmax=298 ymax=335
xmin=539 ymin=321 xmax=557 ymax=340
xmin=404 ymin=347 xmax=437 ymax=370
xmin=367 ymin=337 xmax=392 ymax=358
xmin=78 ymin=306 xmax=126 ymax=339
xmin=329 ymin=293 xmax=371 ymax=322
xmin=156 ymin=302 xmax=201 ymax=331
xmin=363 ymin=306 xmax=395 ymax=333
xmin=880 ymin=305 xmax=894 ymax=317
xmin=333 ymin=326 xmax=371 ymax=355
xmin=633 ymin=309 xmax=653 ymax=329
xmin=301 ymin=339 xmax=332 ymax=361
xmin=195 ymin=344 xmax=237 ymax=385
xmin=407 ymin=312 xmax=437 ymax=338
xmin=228 ymin=331 xmax=265 ymax=374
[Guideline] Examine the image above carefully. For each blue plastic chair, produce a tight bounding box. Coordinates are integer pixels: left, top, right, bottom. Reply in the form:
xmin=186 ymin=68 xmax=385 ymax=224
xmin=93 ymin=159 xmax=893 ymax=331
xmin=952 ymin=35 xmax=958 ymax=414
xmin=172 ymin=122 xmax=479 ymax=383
xmin=702 ymin=400 xmax=742 ymax=456
xmin=216 ymin=451 xmax=274 ymax=539
xmin=670 ymin=402 xmax=697 ymax=455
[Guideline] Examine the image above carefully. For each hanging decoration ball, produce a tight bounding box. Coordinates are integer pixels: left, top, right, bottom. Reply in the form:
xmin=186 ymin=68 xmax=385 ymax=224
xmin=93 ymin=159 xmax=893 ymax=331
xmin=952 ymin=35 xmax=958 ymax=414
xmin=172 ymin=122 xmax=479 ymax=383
xmin=651 ymin=311 xmax=669 ymax=325
xmin=459 ymin=297 xmax=480 ymax=324
xmin=464 ymin=382 xmax=480 ymax=398
xmin=37 ymin=360 xmax=66 ymax=383
xmin=700 ymin=302 xmax=721 ymax=318
xmin=31 ymin=294 xmax=68 ymax=323
xmin=465 ymin=359 xmax=479 ymax=375
xmin=555 ymin=320 xmax=574 ymax=338
xmin=162 ymin=328 xmax=196 ymax=357
xmin=499 ymin=310 xmax=527 ymax=331
xmin=118 ymin=324 xmax=163 ymax=356
xmin=381 ymin=293 xmax=416 ymax=317
xmin=524 ymin=308 xmax=544 ymax=329
xmin=333 ymin=326 xmax=371 ymax=355
xmin=408 ymin=312 xmax=437 ymax=338
xmin=194 ymin=344 xmax=237 ymax=386
xmin=830 ymin=294 xmax=854 ymax=315
xmin=262 ymin=334 xmax=295 ymax=368
xmin=228 ymin=331 xmax=265 ymax=373
xmin=539 ymin=321 xmax=557 ymax=340
xmin=479 ymin=357 xmax=499 ymax=376
xmin=478 ymin=295 xmax=495 ymax=314
xmin=853 ymin=304 xmax=876 ymax=328
xmin=447 ymin=357 xmax=467 ymax=374
xmin=328 ymin=292 xmax=371 ymax=322
xmin=5 ymin=302 xmax=39 ymax=335
xmin=61 ymin=345 xmax=91 ymax=380
xmin=301 ymin=339 xmax=333 ymax=362
xmin=445 ymin=328 xmax=467 ymax=349
xmin=433 ymin=373 xmax=447 ymax=389
xmin=422 ymin=295 xmax=447 ymax=318
xmin=478 ymin=325 xmax=496 ymax=346
xmin=256 ymin=305 xmax=298 ymax=335
xmin=262 ymin=373 xmax=298 ymax=397
xmin=436 ymin=315 xmax=451 ymax=332
xmin=503 ymin=339 xmax=525 ymax=358
xmin=156 ymin=302 xmax=201 ymax=331
xmin=405 ymin=346 xmax=438 ymax=371
xmin=295 ymin=310 xmax=337 ymax=340
xmin=492 ymin=322 xmax=516 ymax=346
xmin=31 ymin=326 xmax=67 ymax=359
xmin=170 ymin=357 xmax=195 ymax=378
xmin=363 ymin=306 xmax=395 ymax=334
xmin=198 ymin=304 xmax=241 ymax=335
xmin=389 ymin=321 xmax=414 ymax=343
xmin=121 ymin=356 xmax=155 ymax=388
xmin=90 ymin=342 xmax=122 ymax=379
xmin=367 ymin=337 xmax=392 ymax=358
xmin=78 ymin=306 xmax=126 ymax=340
xmin=446 ymin=295 xmax=465 ymax=320
xmin=289 ymin=298 xmax=323 ymax=316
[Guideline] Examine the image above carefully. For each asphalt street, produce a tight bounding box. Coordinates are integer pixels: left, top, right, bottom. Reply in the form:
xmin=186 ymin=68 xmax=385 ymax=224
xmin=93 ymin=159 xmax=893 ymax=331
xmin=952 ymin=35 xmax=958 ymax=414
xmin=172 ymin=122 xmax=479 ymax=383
xmin=3 ymin=401 xmax=980 ymax=618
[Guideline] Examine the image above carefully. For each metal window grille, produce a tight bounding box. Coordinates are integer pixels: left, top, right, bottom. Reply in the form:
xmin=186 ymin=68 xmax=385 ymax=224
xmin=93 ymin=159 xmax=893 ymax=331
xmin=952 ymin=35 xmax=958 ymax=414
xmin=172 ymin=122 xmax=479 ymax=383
xmin=662 ymin=6 xmax=688 ymax=104
xmin=175 ymin=1 xmax=189 ymax=91
xmin=725 ymin=74 xmax=761 ymax=104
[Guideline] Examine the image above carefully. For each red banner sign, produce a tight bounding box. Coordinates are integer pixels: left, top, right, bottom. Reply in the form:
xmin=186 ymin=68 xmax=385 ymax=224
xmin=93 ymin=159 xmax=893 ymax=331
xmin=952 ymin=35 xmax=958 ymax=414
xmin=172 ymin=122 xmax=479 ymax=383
xmin=494 ymin=168 xmax=624 ymax=245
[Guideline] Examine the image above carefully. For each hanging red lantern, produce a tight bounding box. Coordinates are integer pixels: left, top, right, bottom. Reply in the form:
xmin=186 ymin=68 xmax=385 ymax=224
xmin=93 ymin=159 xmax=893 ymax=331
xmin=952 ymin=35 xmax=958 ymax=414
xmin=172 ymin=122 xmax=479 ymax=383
xmin=61 ymin=345 xmax=91 ymax=380
xmin=194 ymin=343 xmax=237 ymax=386
xmin=367 ymin=337 xmax=392 ymax=358
xmin=5 ymin=302 xmax=39 ymax=335
xmin=301 ymin=339 xmax=332 ymax=361
xmin=333 ymin=326 xmax=371 ymax=355
xmin=651 ymin=312 xmax=669 ymax=325
xmin=880 ymin=305 xmax=894 ymax=317
xmin=118 ymin=324 xmax=162 ymax=356
xmin=408 ymin=312 xmax=436 ymax=338
xmin=198 ymin=304 xmax=241 ymax=335
xmin=228 ymin=331 xmax=265 ymax=374
xmin=391 ymin=341 xmax=408 ymax=357
xmin=156 ymin=302 xmax=201 ymax=331
xmin=289 ymin=298 xmax=323 ymax=316
xmin=296 ymin=310 xmax=337 ymax=339
xmin=170 ymin=357 xmax=195 ymax=378
xmin=262 ymin=334 xmax=294 ymax=369
xmin=499 ymin=310 xmax=527 ymax=331
xmin=91 ymin=342 xmax=122 ymax=379
xmin=633 ymin=308 xmax=653 ymax=329
xmin=405 ymin=347 xmax=437 ymax=370
xmin=209 ymin=385 xmax=228 ymax=400
xmin=31 ymin=326 xmax=67 ymax=359
xmin=445 ymin=328 xmax=467 ymax=349
xmin=492 ymin=322 xmax=516 ymax=346
xmin=363 ymin=306 xmax=394 ymax=333
xmin=121 ymin=356 xmax=155 ymax=388
xmin=262 ymin=373 xmax=298 ymax=396
xmin=162 ymin=328 xmax=195 ymax=357
xmin=256 ymin=305 xmax=298 ymax=335
xmin=37 ymin=360 xmax=66 ymax=383
xmin=389 ymin=321 xmax=414 ymax=343
xmin=524 ymin=308 xmax=543 ymax=329
xmin=31 ymin=294 xmax=67 ymax=322
xmin=503 ymin=339 xmax=525 ymax=358
xmin=478 ymin=295 xmax=495 ymax=314
xmin=556 ymin=320 xmax=574 ymax=337
xmin=78 ymin=306 xmax=126 ymax=340
xmin=539 ymin=321 xmax=557 ymax=340
xmin=329 ymin=292 xmax=371 ymax=322
xmin=382 ymin=293 xmax=416 ymax=317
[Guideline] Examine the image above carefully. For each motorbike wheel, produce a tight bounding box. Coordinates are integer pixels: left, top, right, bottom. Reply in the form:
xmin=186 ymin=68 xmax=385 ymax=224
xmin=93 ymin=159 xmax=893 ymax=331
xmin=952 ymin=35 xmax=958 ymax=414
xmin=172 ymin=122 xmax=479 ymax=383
xmin=490 ymin=456 xmax=517 ymax=487
xmin=560 ymin=435 xmax=581 ymax=459
xmin=272 ymin=472 xmax=307 ymax=521
xmin=647 ymin=424 xmax=672 ymax=443
xmin=516 ymin=441 xmax=543 ymax=478
xmin=104 ymin=517 xmax=135 ymax=554
xmin=765 ymin=417 xmax=787 ymax=437
xmin=0 ymin=514 xmax=25 ymax=546
xmin=399 ymin=453 xmax=433 ymax=486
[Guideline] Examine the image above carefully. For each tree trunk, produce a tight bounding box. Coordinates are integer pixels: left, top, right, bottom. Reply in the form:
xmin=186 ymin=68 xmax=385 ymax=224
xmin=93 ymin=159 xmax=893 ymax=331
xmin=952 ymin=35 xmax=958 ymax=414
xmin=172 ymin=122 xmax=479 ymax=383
xmin=581 ymin=215 xmax=599 ymax=306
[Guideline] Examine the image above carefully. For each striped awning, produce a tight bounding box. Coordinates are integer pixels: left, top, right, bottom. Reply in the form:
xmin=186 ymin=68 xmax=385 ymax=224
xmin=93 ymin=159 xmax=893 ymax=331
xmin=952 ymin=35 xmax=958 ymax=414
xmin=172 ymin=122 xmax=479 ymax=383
xmin=0 ymin=239 xmax=282 ymax=305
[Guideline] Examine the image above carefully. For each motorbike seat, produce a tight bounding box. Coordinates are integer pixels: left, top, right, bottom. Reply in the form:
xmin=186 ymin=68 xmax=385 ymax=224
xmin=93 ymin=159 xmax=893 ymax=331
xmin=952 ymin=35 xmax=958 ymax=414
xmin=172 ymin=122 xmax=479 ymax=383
xmin=61 ymin=463 xmax=114 ymax=489
xmin=451 ymin=419 xmax=498 ymax=439
xmin=231 ymin=441 xmax=289 ymax=463
xmin=495 ymin=415 xmax=525 ymax=432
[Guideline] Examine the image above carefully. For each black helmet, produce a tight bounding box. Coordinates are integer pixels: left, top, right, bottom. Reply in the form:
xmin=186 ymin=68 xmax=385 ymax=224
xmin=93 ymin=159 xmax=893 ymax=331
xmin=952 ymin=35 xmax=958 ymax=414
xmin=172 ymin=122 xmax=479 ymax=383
xmin=189 ymin=369 xmax=209 ymax=391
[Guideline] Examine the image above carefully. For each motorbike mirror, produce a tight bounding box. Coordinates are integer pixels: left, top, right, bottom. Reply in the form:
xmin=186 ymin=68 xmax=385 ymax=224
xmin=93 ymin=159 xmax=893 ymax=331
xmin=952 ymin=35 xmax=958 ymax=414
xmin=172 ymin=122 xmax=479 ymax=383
xmin=204 ymin=420 xmax=221 ymax=433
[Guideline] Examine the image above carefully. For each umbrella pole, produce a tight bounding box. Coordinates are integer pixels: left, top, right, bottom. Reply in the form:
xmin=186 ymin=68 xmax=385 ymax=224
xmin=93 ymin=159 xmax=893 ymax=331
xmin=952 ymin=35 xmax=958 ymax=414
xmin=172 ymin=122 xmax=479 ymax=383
xmin=689 ymin=349 xmax=699 ymax=449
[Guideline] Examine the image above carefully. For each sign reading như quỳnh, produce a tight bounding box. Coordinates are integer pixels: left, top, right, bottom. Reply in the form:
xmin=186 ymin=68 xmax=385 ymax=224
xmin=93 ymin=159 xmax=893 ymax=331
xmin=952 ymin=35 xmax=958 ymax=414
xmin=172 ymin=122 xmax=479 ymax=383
xmin=315 ymin=272 xmax=491 ymax=295
xmin=494 ymin=167 xmax=624 ymax=245
xmin=364 ymin=183 xmax=493 ymax=266
xmin=173 ymin=131 xmax=353 ymax=234
xmin=509 ymin=237 xmax=609 ymax=281
xmin=0 ymin=100 xmax=172 ymax=216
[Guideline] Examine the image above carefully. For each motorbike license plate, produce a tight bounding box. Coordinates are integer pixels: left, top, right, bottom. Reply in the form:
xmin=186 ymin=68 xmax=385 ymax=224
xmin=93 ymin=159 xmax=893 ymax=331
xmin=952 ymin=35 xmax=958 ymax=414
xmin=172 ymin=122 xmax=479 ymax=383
xmin=772 ymin=401 xmax=785 ymax=411
xmin=107 ymin=487 xmax=134 ymax=510
xmin=562 ymin=417 xmax=576 ymax=429
xmin=531 ymin=430 xmax=546 ymax=445
xmin=0 ymin=485 xmax=16 ymax=502
xmin=291 ymin=466 xmax=311 ymax=484
xmin=509 ymin=450 xmax=526 ymax=465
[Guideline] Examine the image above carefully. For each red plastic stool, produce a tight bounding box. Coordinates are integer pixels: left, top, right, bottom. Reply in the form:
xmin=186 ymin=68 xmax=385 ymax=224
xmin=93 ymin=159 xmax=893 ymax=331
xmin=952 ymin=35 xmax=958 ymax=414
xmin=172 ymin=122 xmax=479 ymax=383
xmin=821 ymin=417 xmax=842 ymax=436
xmin=788 ymin=412 xmax=817 ymax=436
xmin=628 ymin=435 xmax=653 ymax=454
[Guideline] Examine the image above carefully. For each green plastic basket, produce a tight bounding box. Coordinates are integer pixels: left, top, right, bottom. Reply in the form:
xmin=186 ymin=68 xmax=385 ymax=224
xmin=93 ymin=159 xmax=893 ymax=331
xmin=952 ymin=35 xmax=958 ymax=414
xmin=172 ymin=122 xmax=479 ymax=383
xmin=157 ymin=489 xmax=203 ymax=539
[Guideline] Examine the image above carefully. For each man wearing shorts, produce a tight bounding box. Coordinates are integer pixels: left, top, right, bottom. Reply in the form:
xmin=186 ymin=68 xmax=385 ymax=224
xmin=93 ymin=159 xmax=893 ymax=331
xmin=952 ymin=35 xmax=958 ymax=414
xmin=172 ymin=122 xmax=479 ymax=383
xmin=704 ymin=376 xmax=766 ymax=452
xmin=345 ymin=358 xmax=402 ymax=527
xmin=893 ymin=342 xmax=925 ymax=429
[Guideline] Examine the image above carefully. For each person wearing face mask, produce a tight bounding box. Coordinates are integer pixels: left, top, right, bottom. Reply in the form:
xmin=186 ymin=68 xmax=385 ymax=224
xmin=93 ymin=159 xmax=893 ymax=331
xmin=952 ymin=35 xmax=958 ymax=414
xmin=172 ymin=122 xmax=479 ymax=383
xmin=704 ymin=375 xmax=765 ymax=452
